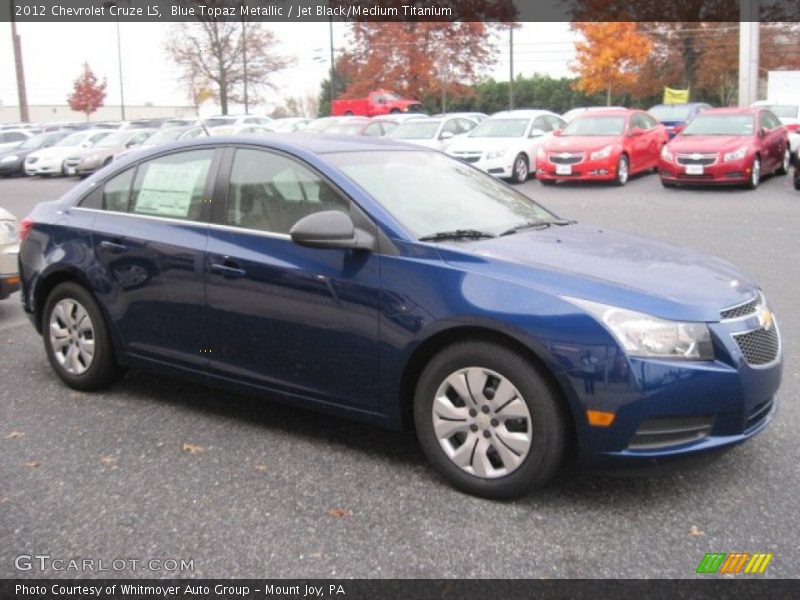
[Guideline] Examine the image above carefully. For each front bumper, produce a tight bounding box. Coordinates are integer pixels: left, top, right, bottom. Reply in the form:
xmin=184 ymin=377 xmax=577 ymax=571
xmin=659 ymin=155 xmax=752 ymax=185
xmin=537 ymin=154 xmax=619 ymax=181
xmin=64 ymin=157 xmax=102 ymax=175
xmin=448 ymin=152 xmax=517 ymax=179
xmin=0 ymin=157 xmax=24 ymax=175
xmin=561 ymin=313 xmax=782 ymax=467
xmin=0 ymin=242 xmax=20 ymax=299
xmin=24 ymin=157 xmax=64 ymax=176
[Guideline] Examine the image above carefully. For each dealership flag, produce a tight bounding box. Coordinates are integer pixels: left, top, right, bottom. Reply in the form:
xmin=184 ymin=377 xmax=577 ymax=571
xmin=663 ymin=87 xmax=690 ymax=104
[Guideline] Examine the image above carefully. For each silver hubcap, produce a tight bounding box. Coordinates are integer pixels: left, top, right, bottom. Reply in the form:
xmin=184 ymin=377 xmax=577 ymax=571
xmin=515 ymin=158 xmax=527 ymax=182
xmin=49 ymin=299 xmax=95 ymax=375
xmin=432 ymin=367 xmax=532 ymax=479
xmin=783 ymin=150 xmax=790 ymax=172
xmin=618 ymin=157 xmax=629 ymax=184
xmin=752 ymin=159 xmax=760 ymax=186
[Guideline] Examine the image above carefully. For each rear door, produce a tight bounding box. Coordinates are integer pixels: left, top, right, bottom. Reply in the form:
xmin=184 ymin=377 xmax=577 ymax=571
xmin=81 ymin=146 xmax=221 ymax=369
xmin=204 ymin=146 xmax=381 ymax=410
xmin=759 ymin=110 xmax=785 ymax=170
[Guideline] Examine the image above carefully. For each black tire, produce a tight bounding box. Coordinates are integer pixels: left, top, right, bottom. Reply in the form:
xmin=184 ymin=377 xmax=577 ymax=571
xmin=793 ymin=170 xmax=800 ymax=191
xmin=344 ymin=111 xmax=354 ymax=116
xmin=42 ymin=282 xmax=123 ymax=391
xmin=614 ymin=154 xmax=629 ymax=186
xmin=776 ymin=147 xmax=790 ymax=176
xmin=510 ymin=153 xmax=529 ymax=185
xmin=414 ymin=341 xmax=568 ymax=499
xmin=746 ymin=156 xmax=761 ymax=190
xmin=389 ymin=108 xmax=401 ymax=114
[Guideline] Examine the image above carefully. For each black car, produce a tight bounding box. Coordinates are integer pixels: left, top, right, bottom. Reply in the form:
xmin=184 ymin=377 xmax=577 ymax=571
xmin=0 ymin=131 xmax=70 ymax=176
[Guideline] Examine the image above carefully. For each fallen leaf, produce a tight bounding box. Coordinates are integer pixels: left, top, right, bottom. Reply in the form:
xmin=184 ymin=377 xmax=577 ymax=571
xmin=5 ymin=431 xmax=25 ymax=439
xmin=327 ymin=508 xmax=351 ymax=519
xmin=309 ymin=552 xmax=322 ymax=559
xmin=182 ymin=443 xmax=205 ymax=454
xmin=23 ymin=461 xmax=40 ymax=469
xmin=5 ymin=339 xmax=14 ymax=345
xmin=689 ymin=525 xmax=705 ymax=537
xmin=100 ymin=456 xmax=118 ymax=466
xmin=254 ymin=464 xmax=269 ymax=473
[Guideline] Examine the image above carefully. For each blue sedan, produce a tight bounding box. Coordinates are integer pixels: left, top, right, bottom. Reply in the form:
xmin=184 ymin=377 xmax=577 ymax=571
xmin=18 ymin=135 xmax=782 ymax=498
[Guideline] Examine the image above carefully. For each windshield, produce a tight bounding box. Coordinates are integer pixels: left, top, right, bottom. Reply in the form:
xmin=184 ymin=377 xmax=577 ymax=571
xmin=19 ymin=133 xmax=47 ymax=149
xmin=205 ymin=117 xmax=235 ymax=128
xmin=54 ymin=132 xmax=91 ymax=147
xmin=682 ymin=115 xmax=754 ymax=136
xmin=327 ymin=151 xmax=557 ymax=239
xmin=649 ymin=105 xmax=693 ymax=121
xmin=326 ymin=123 xmax=365 ymax=135
xmin=305 ymin=119 xmax=338 ymax=132
xmin=562 ymin=116 xmax=626 ymax=136
xmin=94 ymin=132 xmax=134 ymax=147
xmin=144 ymin=128 xmax=186 ymax=144
xmin=388 ymin=121 xmax=441 ymax=139
xmin=469 ymin=119 xmax=528 ymax=138
xmin=762 ymin=105 xmax=798 ymax=119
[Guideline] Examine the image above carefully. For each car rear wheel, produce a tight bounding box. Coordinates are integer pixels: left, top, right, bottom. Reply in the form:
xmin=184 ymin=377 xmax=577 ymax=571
xmin=747 ymin=157 xmax=761 ymax=189
xmin=344 ymin=111 xmax=353 ymax=116
xmin=511 ymin=153 xmax=529 ymax=184
xmin=43 ymin=282 xmax=122 ymax=391
xmin=776 ymin=148 xmax=790 ymax=176
xmin=614 ymin=155 xmax=629 ymax=186
xmin=794 ymin=168 xmax=800 ymax=190
xmin=414 ymin=341 xmax=567 ymax=499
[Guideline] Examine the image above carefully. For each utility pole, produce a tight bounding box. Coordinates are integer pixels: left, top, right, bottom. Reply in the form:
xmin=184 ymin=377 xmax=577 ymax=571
xmin=329 ymin=18 xmax=335 ymax=107
xmin=10 ymin=12 xmax=30 ymax=122
xmin=738 ymin=0 xmax=760 ymax=106
xmin=116 ymin=20 xmax=126 ymax=121
xmin=242 ymin=19 xmax=249 ymax=113
xmin=508 ymin=26 xmax=514 ymax=110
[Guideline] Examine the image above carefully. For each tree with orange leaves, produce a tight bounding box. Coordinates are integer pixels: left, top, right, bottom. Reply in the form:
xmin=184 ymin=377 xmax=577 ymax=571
xmin=67 ymin=63 xmax=107 ymax=122
xmin=571 ymin=22 xmax=653 ymax=106
xmin=336 ymin=22 xmax=497 ymax=105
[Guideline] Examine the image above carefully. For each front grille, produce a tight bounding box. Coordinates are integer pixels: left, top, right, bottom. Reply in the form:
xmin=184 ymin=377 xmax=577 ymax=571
xmin=549 ymin=152 xmax=584 ymax=165
xmin=628 ymin=416 xmax=714 ymax=450
xmin=733 ymin=327 xmax=780 ymax=366
xmin=677 ymin=153 xmax=717 ymax=166
xmin=721 ymin=298 xmax=759 ymax=320
xmin=452 ymin=152 xmax=482 ymax=164
xmin=64 ymin=157 xmax=81 ymax=166
xmin=745 ymin=398 xmax=774 ymax=430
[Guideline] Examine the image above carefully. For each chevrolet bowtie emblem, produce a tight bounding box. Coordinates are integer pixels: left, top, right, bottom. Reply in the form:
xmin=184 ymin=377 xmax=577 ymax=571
xmin=757 ymin=307 xmax=774 ymax=331
xmin=691 ymin=153 xmax=702 ymax=160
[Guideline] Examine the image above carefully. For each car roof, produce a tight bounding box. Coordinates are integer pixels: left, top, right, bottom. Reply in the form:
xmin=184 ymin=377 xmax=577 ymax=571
xmin=650 ymin=102 xmax=710 ymax=108
xmin=489 ymin=110 xmax=555 ymax=119
xmin=574 ymin=108 xmax=633 ymax=117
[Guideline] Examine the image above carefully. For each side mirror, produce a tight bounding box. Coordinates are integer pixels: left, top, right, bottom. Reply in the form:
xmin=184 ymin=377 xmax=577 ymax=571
xmin=440 ymin=131 xmax=455 ymax=140
xmin=125 ymin=140 xmax=137 ymax=148
xmin=672 ymin=124 xmax=685 ymax=135
xmin=628 ymin=128 xmax=645 ymax=137
xmin=552 ymin=129 xmax=562 ymax=137
xmin=529 ymin=128 xmax=546 ymax=138
xmin=759 ymin=127 xmax=768 ymax=137
xmin=290 ymin=211 xmax=375 ymax=251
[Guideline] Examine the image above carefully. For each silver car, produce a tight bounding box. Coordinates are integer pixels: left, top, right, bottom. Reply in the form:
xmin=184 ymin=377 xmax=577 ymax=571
xmin=0 ymin=207 xmax=19 ymax=299
xmin=64 ymin=129 xmax=155 ymax=176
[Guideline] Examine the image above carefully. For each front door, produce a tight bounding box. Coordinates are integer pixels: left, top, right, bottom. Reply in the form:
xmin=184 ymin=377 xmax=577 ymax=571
xmin=205 ymin=147 xmax=381 ymax=410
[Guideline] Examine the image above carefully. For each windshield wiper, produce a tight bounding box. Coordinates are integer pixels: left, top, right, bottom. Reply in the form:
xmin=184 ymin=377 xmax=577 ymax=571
xmin=419 ymin=229 xmax=497 ymax=242
xmin=499 ymin=219 xmax=575 ymax=237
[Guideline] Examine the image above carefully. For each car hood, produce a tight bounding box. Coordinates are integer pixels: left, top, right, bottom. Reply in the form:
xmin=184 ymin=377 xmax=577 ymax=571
xmin=447 ymin=136 xmax=526 ymax=153
xmin=543 ymin=136 xmax=619 ymax=152
xmin=437 ymin=223 xmax=757 ymax=322
xmin=28 ymin=146 xmax=84 ymax=161
xmin=669 ymin=135 xmax=751 ymax=153
xmin=0 ymin=206 xmax=15 ymax=221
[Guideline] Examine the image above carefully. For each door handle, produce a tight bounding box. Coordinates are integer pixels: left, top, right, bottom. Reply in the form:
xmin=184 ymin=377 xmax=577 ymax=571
xmin=99 ymin=240 xmax=128 ymax=254
xmin=210 ymin=261 xmax=246 ymax=279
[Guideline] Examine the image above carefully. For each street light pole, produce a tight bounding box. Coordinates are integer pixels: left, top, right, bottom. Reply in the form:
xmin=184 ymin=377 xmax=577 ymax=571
xmin=738 ymin=0 xmax=760 ymax=106
xmin=509 ymin=26 xmax=515 ymax=111
xmin=329 ymin=17 xmax=335 ymax=108
xmin=10 ymin=11 xmax=30 ymax=122
xmin=116 ymin=20 xmax=126 ymax=121
xmin=242 ymin=19 xmax=249 ymax=113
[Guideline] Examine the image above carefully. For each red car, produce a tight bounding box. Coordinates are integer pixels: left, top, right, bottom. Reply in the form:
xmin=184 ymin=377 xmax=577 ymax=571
xmin=659 ymin=107 xmax=791 ymax=189
xmin=536 ymin=109 xmax=667 ymax=186
xmin=331 ymin=89 xmax=422 ymax=117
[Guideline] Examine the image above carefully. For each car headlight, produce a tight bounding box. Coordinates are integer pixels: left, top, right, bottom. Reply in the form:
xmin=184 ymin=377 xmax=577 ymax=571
xmin=589 ymin=145 xmax=613 ymax=161
xmin=566 ymin=297 xmax=714 ymax=360
xmin=660 ymin=145 xmax=674 ymax=162
xmin=1 ymin=155 xmax=18 ymax=163
xmin=486 ymin=149 xmax=508 ymax=160
xmin=0 ymin=220 xmax=18 ymax=242
xmin=723 ymin=147 xmax=748 ymax=162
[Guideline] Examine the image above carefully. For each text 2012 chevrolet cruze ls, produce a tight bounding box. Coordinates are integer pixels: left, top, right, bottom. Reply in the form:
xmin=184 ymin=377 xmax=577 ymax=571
xmin=18 ymin=136 xmax=782 ymax=498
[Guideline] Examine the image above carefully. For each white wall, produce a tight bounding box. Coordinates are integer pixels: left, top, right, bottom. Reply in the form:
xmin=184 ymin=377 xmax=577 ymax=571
xmin=0 ymin=104 xmax=197 ymax=124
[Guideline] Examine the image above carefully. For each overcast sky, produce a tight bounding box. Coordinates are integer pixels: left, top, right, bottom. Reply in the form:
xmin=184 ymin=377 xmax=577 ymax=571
xmin=0 ymin=22 xmax=577 ymax=115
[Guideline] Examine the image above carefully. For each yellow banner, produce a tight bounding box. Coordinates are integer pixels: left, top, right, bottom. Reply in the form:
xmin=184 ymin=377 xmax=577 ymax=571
xmin=664 ymin=87 xmax=690 ymax=104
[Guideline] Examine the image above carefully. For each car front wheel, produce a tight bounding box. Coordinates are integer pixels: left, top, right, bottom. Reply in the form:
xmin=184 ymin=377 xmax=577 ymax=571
xmin=43 ymin=282 xmax=122 ymax=391
xmin=614 ymin=155 xmax=629 ymax=186
xmin=776 ymin=148 xmax=790 ymax=175
xmin=747 ymin=157 xmax=761 ymax=189
xmin=414 ymin=341 xmax=567 ymax=499
xmin=510 ymin=153 xmax=529 ymax=184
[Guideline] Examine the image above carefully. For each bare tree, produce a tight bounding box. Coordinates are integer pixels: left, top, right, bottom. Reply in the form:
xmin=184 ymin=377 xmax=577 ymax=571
xmin=166 ymin=21 xmax=292 ymax=114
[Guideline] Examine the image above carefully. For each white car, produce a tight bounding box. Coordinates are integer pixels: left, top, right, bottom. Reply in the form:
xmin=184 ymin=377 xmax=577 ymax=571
xmin=386 ymin=116 xmax=478 ymax=151
xmin=0 ymin=207 xmax=19 ymax=300
xmin=446 ymin=110 xmax=566 ymax=183
xmin=25 ymin=130 xmax=112 ymax=176
xmin=207 ymin=125 xmax=272 ymax=137
xmin=204 ymin=115 xmax=273 ymax=129
xmin=751 ymin=101 xmax=800 ymax=158
xmin=267 ymin=117 xmax=311 ymax=132
xmin=0 ymin=129 xmax=33 ymax=152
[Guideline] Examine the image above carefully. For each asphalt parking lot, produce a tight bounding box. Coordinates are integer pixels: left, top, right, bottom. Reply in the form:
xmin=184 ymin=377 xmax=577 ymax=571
xmin=1 ymin=170 xmax=798 ymax=579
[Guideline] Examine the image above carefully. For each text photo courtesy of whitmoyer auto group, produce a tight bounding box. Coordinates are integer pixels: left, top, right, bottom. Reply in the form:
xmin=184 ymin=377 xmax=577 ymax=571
xmin=0 ymin=0 xmax=799 ymax=598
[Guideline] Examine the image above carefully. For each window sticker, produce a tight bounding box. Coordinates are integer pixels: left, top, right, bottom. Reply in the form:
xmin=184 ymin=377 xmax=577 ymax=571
xmin=134 ymin=161 xmax=207 ymax=218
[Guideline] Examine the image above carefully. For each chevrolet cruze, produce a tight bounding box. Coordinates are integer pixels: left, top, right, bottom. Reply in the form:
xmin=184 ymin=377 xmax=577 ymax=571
xmin=18 ymin=136 xmax=782 ymax=498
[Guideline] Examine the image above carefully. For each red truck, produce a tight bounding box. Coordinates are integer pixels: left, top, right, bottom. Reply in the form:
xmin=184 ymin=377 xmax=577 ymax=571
xmin=331 ymin=89 xmax=423 ymax=117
